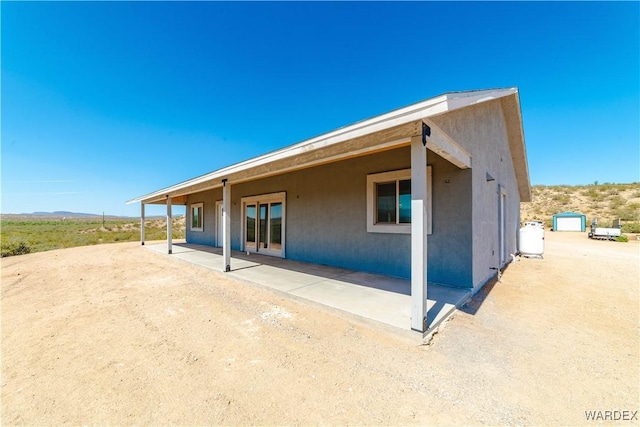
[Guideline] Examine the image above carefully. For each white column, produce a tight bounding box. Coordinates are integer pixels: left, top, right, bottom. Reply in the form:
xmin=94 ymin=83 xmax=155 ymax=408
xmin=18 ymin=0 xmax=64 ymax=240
xmin=411 ymin=134 xmax=428 ymax=332
xmin=222 ymin=179 xmax=231 ymax=272
xmin=140 ymin=203 xmax=145 ymax=245
xmin=166 ymin=195 xmax=172 ymax=254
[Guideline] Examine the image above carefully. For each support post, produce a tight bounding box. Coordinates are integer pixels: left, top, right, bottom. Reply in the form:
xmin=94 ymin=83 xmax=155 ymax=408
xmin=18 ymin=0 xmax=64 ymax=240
xmin=222 ymin=179 xmax=231 ymax=272
xmin=140 ymin=203 xmax=145 ymax=245
xmin=166 ymin=195 xmax=172 ymax=254
xmin=411 ymin=133 xmax=428 ymax=332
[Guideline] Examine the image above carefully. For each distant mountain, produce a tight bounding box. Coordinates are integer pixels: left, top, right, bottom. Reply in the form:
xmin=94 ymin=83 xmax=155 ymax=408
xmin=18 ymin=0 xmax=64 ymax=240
xmin=29 ymin=211 xmax=102 ymax=217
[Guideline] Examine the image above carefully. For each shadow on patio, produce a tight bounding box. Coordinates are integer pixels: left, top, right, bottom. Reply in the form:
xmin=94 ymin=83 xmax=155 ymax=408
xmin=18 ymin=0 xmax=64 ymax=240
xmin=146 ymin=242 xmax=471 ymax=335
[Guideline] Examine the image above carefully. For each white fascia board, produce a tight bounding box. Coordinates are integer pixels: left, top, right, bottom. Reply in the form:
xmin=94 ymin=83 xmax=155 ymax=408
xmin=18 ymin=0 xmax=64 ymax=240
xmin=127 ymin=88 xmax=517 ymax=204
xmin=445 ymin=87 xmax=518 ymax=111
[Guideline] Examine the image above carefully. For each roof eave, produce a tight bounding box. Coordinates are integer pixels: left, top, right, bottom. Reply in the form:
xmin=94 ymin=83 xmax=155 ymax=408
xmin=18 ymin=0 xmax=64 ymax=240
xmin=499 ymin=91 xmax=532 ymax=202
xmin=127 ymin=87 xmax=525 ymax=205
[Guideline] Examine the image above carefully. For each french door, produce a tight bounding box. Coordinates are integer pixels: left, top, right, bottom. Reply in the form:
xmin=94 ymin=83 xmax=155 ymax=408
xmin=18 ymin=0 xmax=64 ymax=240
xmin=242 ymin=193 xmax=285 ymax=257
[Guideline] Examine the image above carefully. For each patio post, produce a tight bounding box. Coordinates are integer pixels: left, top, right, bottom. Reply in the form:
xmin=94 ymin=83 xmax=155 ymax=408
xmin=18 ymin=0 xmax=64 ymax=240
xmin=410 ymin=128 xmax=428 ymax=332
xmin=222 ymin=179 xmax=231 ymax=272
xmin=166 ymin=195 xmax=172 ymax=254
xmin=140 ymin=202 xmax=145 ymax=245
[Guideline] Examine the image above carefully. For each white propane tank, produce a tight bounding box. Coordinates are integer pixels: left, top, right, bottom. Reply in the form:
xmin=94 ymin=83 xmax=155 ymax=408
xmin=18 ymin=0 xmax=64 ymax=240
xmin=519 ymin=223 xmax=544 ymax=258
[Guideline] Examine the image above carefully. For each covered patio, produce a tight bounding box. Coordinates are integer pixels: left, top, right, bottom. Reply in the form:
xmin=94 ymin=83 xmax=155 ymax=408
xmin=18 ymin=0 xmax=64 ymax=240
xmin=145 ymin=241 xmax=471 ymax=336
xmin=128 ymin=89 xmax=527 ymax=333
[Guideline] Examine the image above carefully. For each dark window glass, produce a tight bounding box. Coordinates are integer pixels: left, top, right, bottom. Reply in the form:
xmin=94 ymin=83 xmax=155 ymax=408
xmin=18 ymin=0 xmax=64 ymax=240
xmin=398 ymin=180 xmax=411 ymax=223
xmin=246 ymin=205 xmax=256 ymax=245
xmin=270 ymin=203 xmax=282 ymax=249
xmin=259 ymin=204 xmax=268 ymax=248
xmin=192 ymin=207 xmax=200 ymax=228
xmin=376 ymin=182 xmax=396 ymax=224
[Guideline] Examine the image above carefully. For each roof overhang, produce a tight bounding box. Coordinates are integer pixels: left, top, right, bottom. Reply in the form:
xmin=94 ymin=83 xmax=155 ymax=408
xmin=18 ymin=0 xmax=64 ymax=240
xmin=127 ymin=88 xmax=530 ymax=205
xmin=500 ymin=91 xmax=531 ymax=202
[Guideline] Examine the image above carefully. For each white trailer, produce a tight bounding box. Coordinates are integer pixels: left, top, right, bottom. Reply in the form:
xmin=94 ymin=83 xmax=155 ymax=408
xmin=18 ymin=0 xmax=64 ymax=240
xmin=588 ymin=218 xmax=622 ymax=240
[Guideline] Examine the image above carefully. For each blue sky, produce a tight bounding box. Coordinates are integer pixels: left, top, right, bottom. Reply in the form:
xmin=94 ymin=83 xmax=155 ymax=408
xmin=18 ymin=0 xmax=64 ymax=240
xmin=2 ymin=1 xmax=638 ymax=216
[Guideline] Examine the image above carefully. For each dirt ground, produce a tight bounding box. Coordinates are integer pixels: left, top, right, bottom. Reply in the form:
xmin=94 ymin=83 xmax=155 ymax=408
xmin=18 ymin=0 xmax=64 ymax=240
xmin=2 ymin=232 xmax=638 ymax=425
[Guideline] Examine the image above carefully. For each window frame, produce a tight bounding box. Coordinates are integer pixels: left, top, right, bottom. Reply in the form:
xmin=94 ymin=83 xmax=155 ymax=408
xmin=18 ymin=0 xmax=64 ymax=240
xmin=190 ymin=202 xmax=204 ymax=232
xmin=366 ymin=167 xmax=432 ymax=235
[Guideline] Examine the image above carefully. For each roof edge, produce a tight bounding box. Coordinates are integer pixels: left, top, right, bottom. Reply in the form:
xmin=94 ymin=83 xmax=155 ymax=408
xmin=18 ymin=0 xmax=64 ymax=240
xmin=127 ymin=87 xmax=521 ymax=204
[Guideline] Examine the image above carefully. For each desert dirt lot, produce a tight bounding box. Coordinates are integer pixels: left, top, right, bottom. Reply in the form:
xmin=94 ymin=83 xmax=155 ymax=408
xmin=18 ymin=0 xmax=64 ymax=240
xmin=2 ymin=232 xmax=638 ymax=425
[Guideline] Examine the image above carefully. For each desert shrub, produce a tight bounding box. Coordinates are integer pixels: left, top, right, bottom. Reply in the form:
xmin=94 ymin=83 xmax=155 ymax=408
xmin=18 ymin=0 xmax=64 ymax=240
xmin=614 ymin=235 xmax=628 ymax=242
xmin=583 ymin=187 xmax=605 ymax=201
xmin=598 ymin=182 xmax=620 ymax=196
xmin=551 ymin=193 xmax=571 ymax=204
xmin=608 ymin=195 xmax=626 ymax=210
xmin=1 ymin=241 xmax=32 ymax=257
xmin=622 ymin=222 xmax=640 ymax=233
xmin=616 ymin=203 xmax=640 ymax=221
xmin=546 ymin=205 xmax=560 ymax=216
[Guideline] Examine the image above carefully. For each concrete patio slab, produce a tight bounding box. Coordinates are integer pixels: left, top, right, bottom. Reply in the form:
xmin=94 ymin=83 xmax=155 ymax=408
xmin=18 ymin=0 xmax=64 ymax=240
xmin=145 ymin=241 xmax=471 ymax=334
xmin=288 ymin=276 xmax=411 ymax=329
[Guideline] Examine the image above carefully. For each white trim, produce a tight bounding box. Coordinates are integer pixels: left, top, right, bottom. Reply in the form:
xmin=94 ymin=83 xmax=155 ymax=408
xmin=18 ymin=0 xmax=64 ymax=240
xmin=190 ymin=202 xmax=204 ymax=232
xmin=140 ymin=203 xmax=145 ymax=245
xmin=241 ymin=191 xmax=287 ymax=205
xmin=240 ymin=192 xmax=286 ymax=258
xmin=222 ymin=181 xmax=231 ymax=272
xmin=166 ymin=196 xmax=172 ymax=255
xmin=366 ymin=167 xmax=432 ymax=235
xmin=215 ymin=200 xmax=223 ymax=247
xmin=498 ymin=185 xmax=507 ymax=267
xmin=410 ymin=135 xmax=428 ymax=332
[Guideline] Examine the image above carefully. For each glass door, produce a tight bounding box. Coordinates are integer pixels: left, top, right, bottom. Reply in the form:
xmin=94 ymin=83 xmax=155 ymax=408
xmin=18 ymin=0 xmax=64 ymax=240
xmin=245 ymin=204 xmax=257 ymax=251
xmin=269 ymin=202 xmax=282 ymax=251
xmin=243 ymin=194 xmax=285 ymax=257
xmin=258 ymin=203 xmax=268 ymax=249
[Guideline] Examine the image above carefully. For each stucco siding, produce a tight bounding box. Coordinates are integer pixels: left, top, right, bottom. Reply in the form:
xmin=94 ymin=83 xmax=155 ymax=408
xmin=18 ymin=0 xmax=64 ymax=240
xmin=432 ymin=99 xmax=521 ymax=289
xmin=428 ymin=163 xmax=473 ymax=287
xmin=185 ymin=188 xmax=221 ymax=246
xmin=186 ymin=147 xmax=473 ymax=286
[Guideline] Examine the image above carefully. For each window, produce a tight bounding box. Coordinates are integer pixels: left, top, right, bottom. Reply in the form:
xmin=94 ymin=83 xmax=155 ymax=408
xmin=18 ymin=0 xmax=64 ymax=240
xmin=190 ymin=202 xmax=203 ymax=232
xmin=366 ymin=167 xmax=432 ymax=234
xmin=376 ymin=179 xmax=411 ymax=224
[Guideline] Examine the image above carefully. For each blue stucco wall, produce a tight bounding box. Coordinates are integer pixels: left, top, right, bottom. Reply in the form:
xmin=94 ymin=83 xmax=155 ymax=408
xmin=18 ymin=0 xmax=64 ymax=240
xmin=186 ymin=146 xmax=474 ymax=287
xmin=185 ymin=188 xmax=221 ymax=246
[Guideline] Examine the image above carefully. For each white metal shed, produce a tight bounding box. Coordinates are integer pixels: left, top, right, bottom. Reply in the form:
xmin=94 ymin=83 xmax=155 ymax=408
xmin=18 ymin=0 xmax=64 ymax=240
xmin=553 ymin=212 xmax=586 ymax=232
